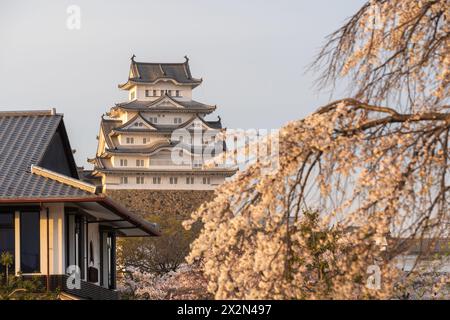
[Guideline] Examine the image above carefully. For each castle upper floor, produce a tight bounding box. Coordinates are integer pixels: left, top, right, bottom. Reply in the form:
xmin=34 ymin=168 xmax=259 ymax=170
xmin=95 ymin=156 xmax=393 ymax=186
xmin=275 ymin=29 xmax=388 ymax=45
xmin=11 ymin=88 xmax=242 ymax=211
xmin=118 ymin=55 xmax=202 ymax=102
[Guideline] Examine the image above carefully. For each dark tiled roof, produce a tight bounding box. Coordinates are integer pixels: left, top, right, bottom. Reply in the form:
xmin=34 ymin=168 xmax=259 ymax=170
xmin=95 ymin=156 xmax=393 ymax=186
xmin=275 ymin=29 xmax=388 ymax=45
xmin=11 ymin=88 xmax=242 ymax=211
xmin=100 ymin=118 xmax=121 ymax=148
xmin=124 ymin=57 xmax=202 ymax=86
xmin=202 ymin=117 xmax=222 ymax=129
xmin=0 ymin=112 xmax=95 ymax=199
xmin=104 ymin=141 xmax=225 ymax=156
xmin=111 ymin=113 xmax=221 ymax=133
xmin=114 ymin=96 xmax=216 ymax=112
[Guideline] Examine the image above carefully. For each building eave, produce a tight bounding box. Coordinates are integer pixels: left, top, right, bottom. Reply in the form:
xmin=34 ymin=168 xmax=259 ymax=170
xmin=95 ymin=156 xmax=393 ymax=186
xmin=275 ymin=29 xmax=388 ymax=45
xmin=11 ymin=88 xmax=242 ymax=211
xmin=95 ymin=167 xmax=238 ymax=176
xmin=118 ymin=78 xmax=202 ymax=90
xmin=0 ymin=195 xmax=160 ymax=237
xmin=31 ymin=165 xmax=98 ymax=194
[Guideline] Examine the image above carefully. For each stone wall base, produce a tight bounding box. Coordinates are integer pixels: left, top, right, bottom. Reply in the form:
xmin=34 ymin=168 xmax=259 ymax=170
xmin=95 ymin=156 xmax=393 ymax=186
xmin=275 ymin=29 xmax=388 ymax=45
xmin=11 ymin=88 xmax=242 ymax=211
xmin=106 ymin=189 xmax=215 ymax=219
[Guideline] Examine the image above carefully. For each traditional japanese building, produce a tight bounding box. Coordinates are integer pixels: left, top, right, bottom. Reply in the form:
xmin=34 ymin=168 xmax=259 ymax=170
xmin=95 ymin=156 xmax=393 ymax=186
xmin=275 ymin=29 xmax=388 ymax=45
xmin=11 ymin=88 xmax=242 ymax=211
xmin=87 ymin=56 xmax=237 ymax=191
xmin=0 ymin=109 xmax=159 ymax=300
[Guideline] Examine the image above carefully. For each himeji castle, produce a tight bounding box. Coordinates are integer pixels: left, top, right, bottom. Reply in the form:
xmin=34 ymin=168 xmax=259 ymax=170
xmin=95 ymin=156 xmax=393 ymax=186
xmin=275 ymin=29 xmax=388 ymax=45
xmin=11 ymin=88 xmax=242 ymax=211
xmin=87 ymin=56 xmax=237 ymax=190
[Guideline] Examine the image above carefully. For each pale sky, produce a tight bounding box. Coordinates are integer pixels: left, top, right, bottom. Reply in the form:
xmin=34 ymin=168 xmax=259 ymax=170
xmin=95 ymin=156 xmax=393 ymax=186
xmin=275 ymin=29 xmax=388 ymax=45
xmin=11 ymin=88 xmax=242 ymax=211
xmin=0 ymin=0 xmax=365 ymax=167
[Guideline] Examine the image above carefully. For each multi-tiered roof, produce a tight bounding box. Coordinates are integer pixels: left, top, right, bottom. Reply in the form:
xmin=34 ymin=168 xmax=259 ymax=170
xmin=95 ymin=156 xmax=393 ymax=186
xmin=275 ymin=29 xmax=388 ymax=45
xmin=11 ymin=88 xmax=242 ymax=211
xmin=87 ymin=56 xmax=237 ymax=190
xmin=118 ymin=55 xmax=202 ymax=89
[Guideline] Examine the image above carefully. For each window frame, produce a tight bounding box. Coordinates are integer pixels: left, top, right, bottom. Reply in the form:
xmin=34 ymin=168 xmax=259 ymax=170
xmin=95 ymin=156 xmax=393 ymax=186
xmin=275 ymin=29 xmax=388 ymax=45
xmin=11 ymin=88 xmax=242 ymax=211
xmin=20 ymin=211 xmax=41 ymax=273
xmin=0 ymin=212 xmax=15 ymax=275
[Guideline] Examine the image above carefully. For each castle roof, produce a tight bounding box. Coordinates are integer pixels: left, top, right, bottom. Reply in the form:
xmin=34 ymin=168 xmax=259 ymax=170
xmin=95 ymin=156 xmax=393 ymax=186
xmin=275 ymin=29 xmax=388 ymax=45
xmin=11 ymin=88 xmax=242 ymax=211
xmin=119 ymin=56 xmax=202 ymax=89
xmin=103 ymin=140 xmax=224 ymax=156
xmin=113 ymin=94 xmax=216 ymax=113
xmin=108 ymin=112 xmax=222 ymax=136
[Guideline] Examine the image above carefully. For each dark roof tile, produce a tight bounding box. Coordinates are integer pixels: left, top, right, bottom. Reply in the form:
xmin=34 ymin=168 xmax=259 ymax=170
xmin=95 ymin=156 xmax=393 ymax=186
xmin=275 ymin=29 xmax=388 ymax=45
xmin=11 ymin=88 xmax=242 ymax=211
xmin=0 ymin=113 xmax=95 ymax=199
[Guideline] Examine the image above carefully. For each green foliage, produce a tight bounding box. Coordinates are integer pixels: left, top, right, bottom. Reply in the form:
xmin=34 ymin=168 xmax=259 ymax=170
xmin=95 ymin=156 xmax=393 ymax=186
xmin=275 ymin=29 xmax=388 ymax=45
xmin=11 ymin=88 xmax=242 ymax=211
xmin=118 ymin=214 xmax=202 ymax=275
xmin=295 ymin=210 xmax=343 ymax=297
xmin=0 ymin=252 xmax=13 ymax=269
xmin=1 ymin=251 xmax=14 ymax=285
xmin=0 ymin=275 xmax=58 ymax=300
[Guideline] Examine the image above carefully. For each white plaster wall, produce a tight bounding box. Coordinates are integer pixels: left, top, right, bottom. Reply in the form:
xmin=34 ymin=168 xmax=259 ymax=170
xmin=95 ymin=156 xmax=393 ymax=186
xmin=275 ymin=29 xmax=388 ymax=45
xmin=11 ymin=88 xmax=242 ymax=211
xmin=121 ymin=111 xmax=137 ymax=123
xmin=140 ymin=112 xmax=192 ymax=125
xmin=134 ymin=82 xmax=192 ymax=101
xmin=117 ymin=134 xmax=167 ymax=147
xmin=15 ymin=203 xmax=65 ymax=276
xmin=104 ymin=174 xmax=225 ymax=190
xmin=112 ymin=155 xmax=149 ymax=168
xmin=46 ymin=203 xmax=65 ymax=275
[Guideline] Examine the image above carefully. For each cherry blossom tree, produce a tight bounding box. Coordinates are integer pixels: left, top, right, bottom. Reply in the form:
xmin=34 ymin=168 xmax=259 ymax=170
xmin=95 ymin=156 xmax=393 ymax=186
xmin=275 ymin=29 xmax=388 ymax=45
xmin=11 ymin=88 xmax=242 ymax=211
xmin=185 ymin=0 xmax=450 ymax=299
xmin=119 ymin=263 xmax=210 ymax=300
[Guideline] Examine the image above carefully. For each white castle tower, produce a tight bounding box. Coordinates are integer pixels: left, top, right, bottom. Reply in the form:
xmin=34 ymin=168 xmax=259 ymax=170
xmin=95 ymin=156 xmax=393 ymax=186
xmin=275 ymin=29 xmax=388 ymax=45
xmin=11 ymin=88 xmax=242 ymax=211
xmin=87 ymin=56 xmax=237 ymax=190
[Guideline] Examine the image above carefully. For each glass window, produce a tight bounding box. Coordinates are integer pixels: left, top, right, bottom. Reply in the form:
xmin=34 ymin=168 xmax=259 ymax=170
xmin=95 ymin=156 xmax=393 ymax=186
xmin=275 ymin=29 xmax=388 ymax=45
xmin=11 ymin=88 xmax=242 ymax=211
xmin=20 ymin=212 xmax=40 ymax=273
xmin=0 ymin=213 xmax=15 ymax=274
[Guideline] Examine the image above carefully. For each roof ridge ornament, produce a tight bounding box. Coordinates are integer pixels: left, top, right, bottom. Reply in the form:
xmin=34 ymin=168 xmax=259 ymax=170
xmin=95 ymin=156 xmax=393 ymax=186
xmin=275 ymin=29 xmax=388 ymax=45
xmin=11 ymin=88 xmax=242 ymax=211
xmin=159 ymin=64 xmax=166 ymax=76
xmin=131 ymin=54 xmax=136 ymax=63
xmin=183 ymin=55 xmax=192 ymax=79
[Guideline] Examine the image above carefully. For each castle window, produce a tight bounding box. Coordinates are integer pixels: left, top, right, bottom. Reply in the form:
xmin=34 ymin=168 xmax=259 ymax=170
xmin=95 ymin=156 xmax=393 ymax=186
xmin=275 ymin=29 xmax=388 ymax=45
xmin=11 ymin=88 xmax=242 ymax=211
xmin=120 ymin=159 xmax=128 ymax=167
xmin=149 ymin=117 xmax=158 ymax=124
xmin=136 ymin=175 xmax=144 ymax=184
xmin=168 ymin=90 xmax=172 ymax=96
xmin=152 ymin=177 xmax=161 ymax=184
xmin=143 ymin=138 xmax=147 ymax=144
xmin=126 ymin=137 xmax=134 ymax=144
xmin=120 ymin=176 xmax=128 ymax=184
xmin=130 ymin=91 xmax=136 ymax=100
xmin=176 ymin=90 xmax=180 ymax=97
xmin=174 ymin=117 xmax=182 ymax=124
xmin=145 ymin=90 xmax=150 ymax=97
xmin=169 ymin=177 xmax=178 ymax=184
xmin=136 ymin=159 xmax=144 ymax=167
xmin=202 ymin=177 xmax=211 ymax=184
xmin=153 ymin=90 xmax=157 ymax=96
xmin=186 ymin=177 xmax=194 ymax=184
xmin=193 ymin=159 xmax=202 ymax=168
xmin=160 ymin=90 xmax=164 ymax=96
